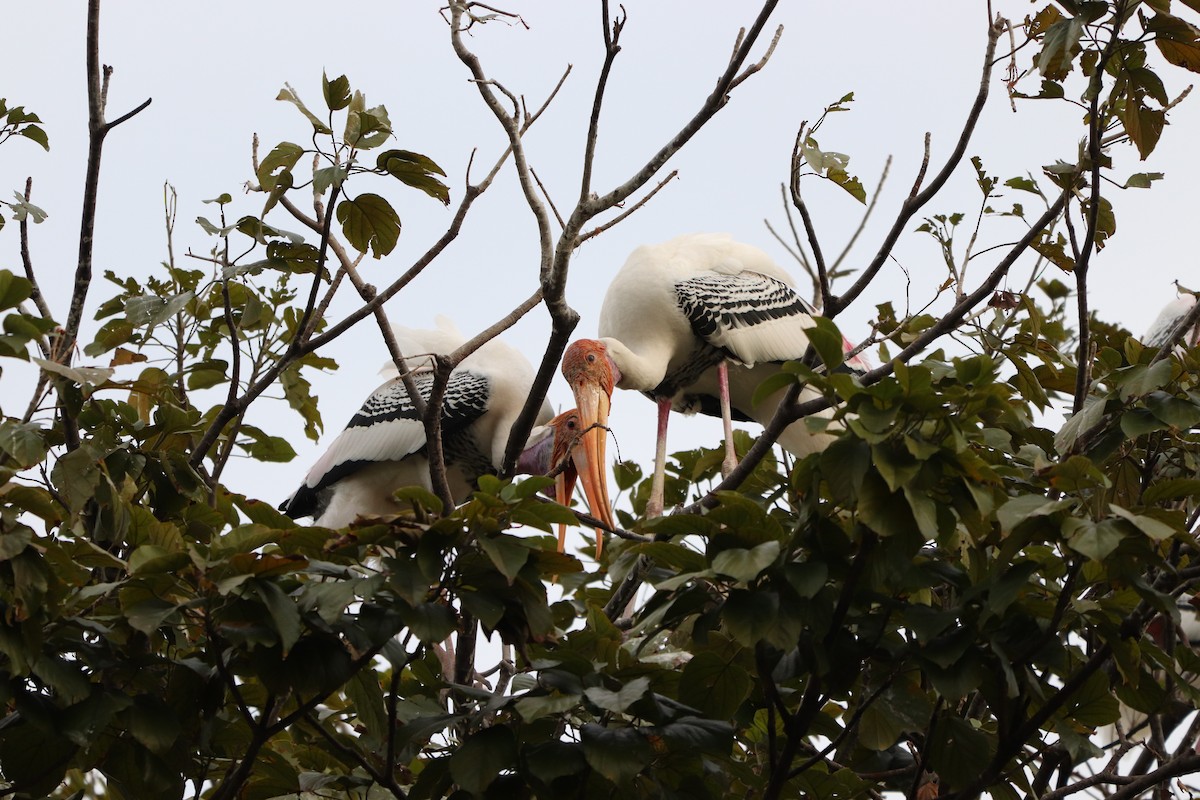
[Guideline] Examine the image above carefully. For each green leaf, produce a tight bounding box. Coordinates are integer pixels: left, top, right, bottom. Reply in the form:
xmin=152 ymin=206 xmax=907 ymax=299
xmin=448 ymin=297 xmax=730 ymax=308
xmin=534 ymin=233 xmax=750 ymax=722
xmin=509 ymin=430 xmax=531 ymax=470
xmin=402 ymin=602 xmax=457 ymax=644
xmin=257 ymin=141 xmax=304 ymax=192
xmin=1125 ymin=172 xmax=1164 ymax=189
xmin=820 ymin=436 xmax=870 ymax=503
xmin=336 ymin=193 xmax=401 ymax=258
xmin=1109 ymin=504 xmax=1176 ymax=541
xmin=712 ymin=540 xmax=780 ymax=582
xmin=322 ymin=72 xmax=352 ymax=111
xmin=20 ymin=125 xmax=49 ymax=150
xmin=658 ymin=716 xmax=734 ymax=755
xmin=927 ymin=716 xmax=995 ymax=790
xmin=581 ymin=724 xmax=653 ymax=785
xmin=1066 ymin=518 xmax=1125 ymax=561
xmin=479 ymin=534 xmax=530 ymax=584
xmin=806 ymin=316 xmax=846 ymax=372
xmin=345 ymin=670 xmax=388 ymax=742
xmin=240 ymin=427 xmax=298 ymax=463
xmin=252 ymin=579 xmax=302 ymax=655
xmin=1036 ymin=15 xmax=1085 ymax=80
xmin=0 ymin=270 xmax=33 ymax=310
xmin=0 ymin=420 xmax=46 ymax=466
xmin=1151 ymin=12 xmax=1200 ymax=73
xmin=722 ymin=588 xmax=779 ymax=646
xmin=857 ymin=702 xmax=904 ymax=751
xmin=276 ymin=84 xmax=333 ymax=133
xmin=1122 ymin=99 xmax=1166 ymax=161
xmin=376 ymin=149 xmax=451 ymax=205
xmin=449 ymin=726 xmax=517 ymax=795
xmin=678 ymin=651 xmax=753 ymax=720
xmin=514 ymin=690 xmax=582 ymax=721
xmin=584 ymin=676 xmax=651 ymax=714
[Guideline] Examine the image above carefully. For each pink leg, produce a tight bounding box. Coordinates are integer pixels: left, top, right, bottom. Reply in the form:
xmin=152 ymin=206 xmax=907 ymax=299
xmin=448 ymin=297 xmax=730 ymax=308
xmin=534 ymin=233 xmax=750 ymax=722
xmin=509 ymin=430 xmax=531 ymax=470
xmin=647 ymin=396 xmax=671 ymax=518
xmin=718 ymin=361 xmax=738 ymax=478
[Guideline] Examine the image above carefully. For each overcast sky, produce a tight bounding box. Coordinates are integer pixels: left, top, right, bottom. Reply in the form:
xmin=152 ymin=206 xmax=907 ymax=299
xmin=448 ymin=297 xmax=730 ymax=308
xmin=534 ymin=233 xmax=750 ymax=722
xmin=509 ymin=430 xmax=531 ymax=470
xmin=3 ymin=2 xmax=1198 ymax=533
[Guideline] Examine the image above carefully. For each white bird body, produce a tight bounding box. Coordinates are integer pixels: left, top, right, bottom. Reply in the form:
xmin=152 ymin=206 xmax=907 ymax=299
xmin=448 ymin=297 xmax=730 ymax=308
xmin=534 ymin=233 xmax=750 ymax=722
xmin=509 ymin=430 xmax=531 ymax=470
xmin=1142 ymin=293 xmax=1199 ymax=350
xmin=595 ymin=233 xmax=862 ymax=458
xmin=563 ymin=234 xmax=870 ymax=522
xmin=281 ymin=318 xmax=552 ymax=527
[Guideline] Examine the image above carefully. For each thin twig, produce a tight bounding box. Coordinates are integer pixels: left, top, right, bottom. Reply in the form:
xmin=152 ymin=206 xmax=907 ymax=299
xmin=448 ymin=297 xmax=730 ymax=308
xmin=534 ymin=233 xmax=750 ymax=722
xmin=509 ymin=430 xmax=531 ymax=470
xmin=577 ymin=170 xmax=679 ymax=245
xmin=18 ymin=178 xmax=53 ymax=328
xmin=829 ymin=17 xmax=1002 ymax=317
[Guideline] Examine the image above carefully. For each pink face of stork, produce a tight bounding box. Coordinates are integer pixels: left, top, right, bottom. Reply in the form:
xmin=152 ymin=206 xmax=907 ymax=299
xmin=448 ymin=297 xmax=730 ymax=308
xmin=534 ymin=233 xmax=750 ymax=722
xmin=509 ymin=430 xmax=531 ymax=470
xmin=561 ymin=340 xmax=618 ymax=542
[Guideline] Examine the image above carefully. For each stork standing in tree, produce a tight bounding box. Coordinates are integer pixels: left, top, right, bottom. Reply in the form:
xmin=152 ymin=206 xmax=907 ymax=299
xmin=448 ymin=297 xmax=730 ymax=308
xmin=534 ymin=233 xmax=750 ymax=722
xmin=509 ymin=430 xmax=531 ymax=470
xmin=281 ymin=319 xmax=611 ymax=538
xmin=562 ymin=233 xmax=870 ymax=520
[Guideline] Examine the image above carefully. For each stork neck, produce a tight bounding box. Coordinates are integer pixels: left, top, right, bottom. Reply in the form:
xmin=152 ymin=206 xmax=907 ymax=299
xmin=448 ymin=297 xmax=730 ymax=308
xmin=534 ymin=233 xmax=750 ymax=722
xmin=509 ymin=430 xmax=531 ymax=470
xmin=601 ymin=337 xmax=667 ymax=392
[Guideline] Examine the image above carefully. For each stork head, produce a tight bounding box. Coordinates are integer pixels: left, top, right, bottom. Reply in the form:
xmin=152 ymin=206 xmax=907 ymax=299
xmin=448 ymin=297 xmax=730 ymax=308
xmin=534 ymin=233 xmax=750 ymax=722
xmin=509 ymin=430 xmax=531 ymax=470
xmin=517 ymin=407 xmax=614 ymax=556
xmin=561 ymin=340 xmax=619 ymax=549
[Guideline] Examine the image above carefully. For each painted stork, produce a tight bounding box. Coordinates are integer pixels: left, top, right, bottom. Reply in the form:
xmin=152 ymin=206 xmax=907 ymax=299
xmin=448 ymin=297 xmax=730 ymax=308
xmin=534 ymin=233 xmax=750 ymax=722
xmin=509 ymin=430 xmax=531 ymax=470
xmin=1142 ymin=292 xmax=1199 ymax=350
xmin=280 ymin=318 xmax=559 ymax=528
xmin=517 ymin=408 xmax=614 ymax=555
xmin=562 ymin=233 xmax=870 ymax=518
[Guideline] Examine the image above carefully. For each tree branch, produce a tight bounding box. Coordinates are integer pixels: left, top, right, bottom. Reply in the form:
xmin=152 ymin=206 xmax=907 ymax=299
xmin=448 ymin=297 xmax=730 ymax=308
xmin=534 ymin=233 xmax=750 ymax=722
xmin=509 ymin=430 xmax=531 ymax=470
xmin=828 ymin=16 xmax=1002 ymax=317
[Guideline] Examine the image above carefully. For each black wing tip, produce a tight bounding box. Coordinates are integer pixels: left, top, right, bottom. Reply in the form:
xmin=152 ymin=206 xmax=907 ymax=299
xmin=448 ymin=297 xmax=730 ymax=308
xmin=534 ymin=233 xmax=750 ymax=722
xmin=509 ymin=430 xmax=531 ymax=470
xmin=279 ymin=487 xmax=317 ymax=520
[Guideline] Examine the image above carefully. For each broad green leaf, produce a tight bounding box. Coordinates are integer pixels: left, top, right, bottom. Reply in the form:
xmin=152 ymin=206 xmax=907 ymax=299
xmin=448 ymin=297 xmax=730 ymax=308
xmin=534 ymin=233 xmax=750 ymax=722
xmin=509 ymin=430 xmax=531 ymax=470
xmin=257 ymin=141 xmax=304 ymax=191
xmin=712 ymin=540 xmax=780 ymax=582
xmin=678 ymin=651 xmax=752 ymax=720
xmin=581 ymin=724 xmax=653 ymax=785
xmin=927 ymin=716 xmax=995 ymax=791
xmin=0 ymin=420 xmax=46 ymax=466
xmin=0 ymin=271 xmax=33 ymax=310
xmin=584 ymin=676 xmax=651 ymax=714
xmin=322 ymin=72 xmax=352 ymax=111
xmin=336 ymin=193 xmax=401 ymax=258
xmin=376 ymin=149 xmax=450 ymax=205
xmin=1110 ymin=504 xmax=1177 ymax=541
xmin=479 ymin=534 xmax=530 ymax=584
xmin=449 ymin=726 xmax=517 ymax=795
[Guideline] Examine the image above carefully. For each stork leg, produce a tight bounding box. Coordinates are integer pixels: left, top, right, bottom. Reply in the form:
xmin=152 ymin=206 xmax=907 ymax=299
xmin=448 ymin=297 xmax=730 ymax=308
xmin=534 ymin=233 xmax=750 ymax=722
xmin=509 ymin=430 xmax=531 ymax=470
xmin=718 ymin=361 xmax=738 ymax=478
xmin=646 ymin=396 xmax=672 ymax=518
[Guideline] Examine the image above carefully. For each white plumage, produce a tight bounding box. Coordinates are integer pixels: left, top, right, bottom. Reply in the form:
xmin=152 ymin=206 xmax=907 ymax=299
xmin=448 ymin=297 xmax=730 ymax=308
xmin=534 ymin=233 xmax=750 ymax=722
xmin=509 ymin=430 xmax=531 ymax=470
xmin=281 ymin=318 xmax=552 ymax=527
xmin=594 ymin=233 xmax=867 ymax=457
xmin=1142 ymin=293 xmax=1199 ymax=350
xmin=562 ymin=233 xmax=870 ymax=518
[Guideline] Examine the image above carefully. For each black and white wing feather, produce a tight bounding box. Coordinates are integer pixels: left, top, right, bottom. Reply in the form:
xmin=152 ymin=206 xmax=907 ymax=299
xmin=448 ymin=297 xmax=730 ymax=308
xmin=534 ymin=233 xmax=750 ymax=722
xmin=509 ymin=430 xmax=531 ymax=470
xmin=675 ymin=271 xmax=816 ymax=368
xmin=280 ymin=370 xmax=490 ymax=519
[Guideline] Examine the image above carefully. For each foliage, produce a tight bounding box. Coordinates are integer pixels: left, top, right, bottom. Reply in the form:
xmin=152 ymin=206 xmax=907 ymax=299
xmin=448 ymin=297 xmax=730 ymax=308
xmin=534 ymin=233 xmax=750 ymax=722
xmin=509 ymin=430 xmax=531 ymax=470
xmin=3 ymin=2 xmax=1200 ymax=799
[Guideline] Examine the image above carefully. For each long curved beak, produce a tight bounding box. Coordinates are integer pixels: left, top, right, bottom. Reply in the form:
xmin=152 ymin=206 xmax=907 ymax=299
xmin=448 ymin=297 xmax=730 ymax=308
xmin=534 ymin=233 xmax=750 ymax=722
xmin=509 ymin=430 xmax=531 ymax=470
xmin=553 ymin=464 xmax=578 ymax=553
xmin=570 ymin=382 xmax=615 ymax=556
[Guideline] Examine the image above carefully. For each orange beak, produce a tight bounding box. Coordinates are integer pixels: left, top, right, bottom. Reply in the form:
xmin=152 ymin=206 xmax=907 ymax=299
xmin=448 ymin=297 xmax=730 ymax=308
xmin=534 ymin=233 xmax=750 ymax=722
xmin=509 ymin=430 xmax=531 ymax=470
xmin=548 ymin=406 xmax=613 ymax=557
xmin=560 ymin=341 xmax=617 ymax=556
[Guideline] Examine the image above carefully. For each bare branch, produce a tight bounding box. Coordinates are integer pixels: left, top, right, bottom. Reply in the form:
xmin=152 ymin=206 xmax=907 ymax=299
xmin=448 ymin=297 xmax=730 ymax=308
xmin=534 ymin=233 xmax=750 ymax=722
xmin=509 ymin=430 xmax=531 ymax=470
xmin=789 ymin=124 xmax=830 ymax=309
xmin=577 ymin=169 xmax=678 ymax=245
xmin=829 ymin=155 xmax=891 ymax=276
xmin=830 ymin=17 xmax=1002 ymax=317
xmin=531 ymin=167 xmax=565 ymax=230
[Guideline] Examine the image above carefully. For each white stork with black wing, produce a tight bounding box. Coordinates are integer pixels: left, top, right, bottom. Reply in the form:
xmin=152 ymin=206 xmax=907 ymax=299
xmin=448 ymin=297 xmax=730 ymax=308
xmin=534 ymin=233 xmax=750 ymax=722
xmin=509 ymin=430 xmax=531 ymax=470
xmin=281 ymin=318 xmax=562 ymax=528
xmin=562 ymin=233 xmax=870 ymax=518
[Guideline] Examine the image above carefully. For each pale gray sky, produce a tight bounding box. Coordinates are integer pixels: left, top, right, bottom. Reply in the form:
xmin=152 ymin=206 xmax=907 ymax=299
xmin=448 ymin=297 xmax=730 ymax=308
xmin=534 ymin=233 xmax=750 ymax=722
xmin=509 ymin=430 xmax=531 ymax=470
xmin=3 ymin=3 xmax=1198 ymax=532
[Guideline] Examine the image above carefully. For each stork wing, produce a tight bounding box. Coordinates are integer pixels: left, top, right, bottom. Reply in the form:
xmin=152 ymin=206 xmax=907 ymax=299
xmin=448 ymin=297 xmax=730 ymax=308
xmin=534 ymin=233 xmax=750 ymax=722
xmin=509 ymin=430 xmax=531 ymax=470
xmin=280 ymin=370 xmax=490 ymax=517
xmin=675 ymin=272 xmax=817 ymax=367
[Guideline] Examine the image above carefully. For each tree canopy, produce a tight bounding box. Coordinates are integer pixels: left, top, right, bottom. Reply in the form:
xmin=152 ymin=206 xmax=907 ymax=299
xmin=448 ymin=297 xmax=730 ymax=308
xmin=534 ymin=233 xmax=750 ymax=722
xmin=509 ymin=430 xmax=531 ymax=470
xmin=4 ymin=2 xmax=1200 ymax=798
